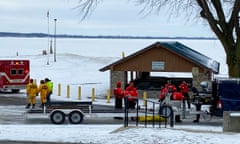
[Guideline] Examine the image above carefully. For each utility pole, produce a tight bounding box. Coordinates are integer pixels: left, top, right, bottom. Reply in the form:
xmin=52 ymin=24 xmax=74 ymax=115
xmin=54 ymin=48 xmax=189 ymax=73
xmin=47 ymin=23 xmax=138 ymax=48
xmin=54 ymin=18 xmax=57 ymax=62
xmin=47 ymin=10 xmax=50 ymax=65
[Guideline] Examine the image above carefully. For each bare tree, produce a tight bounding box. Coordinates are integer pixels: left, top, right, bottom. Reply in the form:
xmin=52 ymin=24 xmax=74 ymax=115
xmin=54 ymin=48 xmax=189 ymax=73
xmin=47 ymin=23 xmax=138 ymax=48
xmin=77 ymin=0 xmax=240 ymax=77
xmin=75 ymin=0 xmax=102 ymax=21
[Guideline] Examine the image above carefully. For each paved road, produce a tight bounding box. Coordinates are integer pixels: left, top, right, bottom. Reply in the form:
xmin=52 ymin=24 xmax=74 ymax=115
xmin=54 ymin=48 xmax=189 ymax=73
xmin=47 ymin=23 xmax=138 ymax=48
xmin=0 ymin=92 xmax=26 ymax=105
xmin=0 ymin=92 xmax=28 ymax=124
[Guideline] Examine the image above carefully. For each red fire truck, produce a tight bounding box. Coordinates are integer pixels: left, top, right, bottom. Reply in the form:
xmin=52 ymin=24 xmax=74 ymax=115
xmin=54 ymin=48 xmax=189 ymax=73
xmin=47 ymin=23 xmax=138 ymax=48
xmin=0 ymin=59 xmax=30 ymax=92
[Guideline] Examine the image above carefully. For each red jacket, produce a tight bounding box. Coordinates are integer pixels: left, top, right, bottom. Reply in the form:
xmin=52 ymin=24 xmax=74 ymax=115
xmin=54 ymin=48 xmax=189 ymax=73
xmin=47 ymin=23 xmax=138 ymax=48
xmin=160 ymin=84 xmax=177 ymax=100
xmin=160 ymin=87 xmax=168 ymax=100
xmin=124 ymin=85 xmax=138 ymax=101
xmin=160 ymin=84 xmax=181 ymax=101
xmin=113 ymin=87 xmax=124 ymax=99
xmin=172 ymin=92 xmax=184 ymax=100
xmin=165 ymin=84 xmax=177 ymax=92
xmin=179 ymin=83 xmax=189 ymax=93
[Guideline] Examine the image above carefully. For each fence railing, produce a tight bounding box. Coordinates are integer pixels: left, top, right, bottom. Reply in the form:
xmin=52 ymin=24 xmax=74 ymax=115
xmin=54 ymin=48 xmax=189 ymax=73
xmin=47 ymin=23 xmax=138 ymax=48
xmin=123 ymin=97 xmax=174 ymax=128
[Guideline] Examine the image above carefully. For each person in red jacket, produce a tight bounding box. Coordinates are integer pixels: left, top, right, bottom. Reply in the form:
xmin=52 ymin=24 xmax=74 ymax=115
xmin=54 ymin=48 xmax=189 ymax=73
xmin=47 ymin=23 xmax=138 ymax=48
xmin=159 ymin=85 xmax=168 ymax=101
xmin=172 ymin=91 xmax=185 ymax=123
xmin=124 ymin=81 xmax=138 ymax=109
xmin=179 ymin=81 xmax=191 ymax=109
xmin=113 ymin=82 xmax=124 ymax=109
xmin=159 ymin=80 xmax=184 ymax=122
xmin=159 ymin=80 xmax=177 ymax=101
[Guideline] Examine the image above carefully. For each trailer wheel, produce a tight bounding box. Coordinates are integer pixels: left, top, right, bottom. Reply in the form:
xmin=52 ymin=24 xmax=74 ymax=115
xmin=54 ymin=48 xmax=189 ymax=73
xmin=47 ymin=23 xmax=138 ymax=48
xmin=68 ymin=111 xmax=84 ymax=124
xmin=159 ymin=105 xmax=173 ymax=118
xmin=50 ymin=111 xmax=65 ymax=124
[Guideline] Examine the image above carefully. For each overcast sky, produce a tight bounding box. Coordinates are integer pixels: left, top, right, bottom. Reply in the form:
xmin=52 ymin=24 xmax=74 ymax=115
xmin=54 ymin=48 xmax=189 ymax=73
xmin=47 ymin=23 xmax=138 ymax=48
xmin=0 ymin=0 xmax=216 ymax=37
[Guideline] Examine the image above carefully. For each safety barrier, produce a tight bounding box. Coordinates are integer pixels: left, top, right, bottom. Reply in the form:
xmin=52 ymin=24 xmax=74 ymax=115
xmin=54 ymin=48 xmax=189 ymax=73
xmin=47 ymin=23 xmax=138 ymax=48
xmin=56 ymin=84 xmax=95 ymax=101
xmin=55 ymin=83 xmax=148 ymax=104
xmin=123 ymin=97 xmax=174 ymax=128
xmin=143 ymin=99 xmax=174 ymax=128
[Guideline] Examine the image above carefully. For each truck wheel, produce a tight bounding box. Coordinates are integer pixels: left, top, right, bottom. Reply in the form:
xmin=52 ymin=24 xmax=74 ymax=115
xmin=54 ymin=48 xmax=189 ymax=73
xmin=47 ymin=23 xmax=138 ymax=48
xmin=50 ymin=111 xmax=65 ymax=124
xmin=159 ymin=105 xmax=173 ymax=118
xmin=68 ymin=111 xmax=84 ymax=124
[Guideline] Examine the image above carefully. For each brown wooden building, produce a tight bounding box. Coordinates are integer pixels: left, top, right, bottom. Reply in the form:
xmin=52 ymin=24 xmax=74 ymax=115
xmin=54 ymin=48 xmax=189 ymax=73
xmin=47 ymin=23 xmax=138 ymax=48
xmin=99 ymin=41 xmax=220 ymax=98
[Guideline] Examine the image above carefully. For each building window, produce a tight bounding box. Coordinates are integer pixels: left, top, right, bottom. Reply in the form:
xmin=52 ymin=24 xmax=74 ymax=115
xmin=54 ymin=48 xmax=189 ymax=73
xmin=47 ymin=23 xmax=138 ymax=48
xmin=152 ymin=61 xmax=165 ymax=70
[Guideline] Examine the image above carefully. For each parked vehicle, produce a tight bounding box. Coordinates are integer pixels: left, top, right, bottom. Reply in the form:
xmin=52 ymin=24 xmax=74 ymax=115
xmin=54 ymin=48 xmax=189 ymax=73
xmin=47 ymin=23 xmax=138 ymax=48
xmin=0 ymin=59 xmax=30 ymax=92
xmin=192 ymin=79 xmax=240 ymax=118
xmin=217 ymin=79 xmax=240 ymax=111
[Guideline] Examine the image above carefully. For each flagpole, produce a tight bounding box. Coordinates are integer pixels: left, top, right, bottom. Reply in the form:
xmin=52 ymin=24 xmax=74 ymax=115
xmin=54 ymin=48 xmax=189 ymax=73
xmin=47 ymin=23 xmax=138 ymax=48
xmin=54 ymin=18 xmax=57 ymax=62
xmin=47 ymin=10 xmax=50 ymax=65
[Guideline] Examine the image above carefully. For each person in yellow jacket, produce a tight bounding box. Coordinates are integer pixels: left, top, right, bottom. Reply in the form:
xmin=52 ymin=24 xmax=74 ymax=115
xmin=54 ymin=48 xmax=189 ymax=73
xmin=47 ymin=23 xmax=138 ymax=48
xmin=26 ymin=79 xmax=38 ymax=109
xmin=38 ymin=79 xmax=50 ymax=107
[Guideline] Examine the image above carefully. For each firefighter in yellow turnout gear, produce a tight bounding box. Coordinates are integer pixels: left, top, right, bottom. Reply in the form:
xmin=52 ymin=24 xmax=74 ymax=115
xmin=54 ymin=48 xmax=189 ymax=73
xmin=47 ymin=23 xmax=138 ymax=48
xmin=38 ymin=80 xmax=50 ymax=107
xmin=26 ymin=79 xmax=38 ymax=109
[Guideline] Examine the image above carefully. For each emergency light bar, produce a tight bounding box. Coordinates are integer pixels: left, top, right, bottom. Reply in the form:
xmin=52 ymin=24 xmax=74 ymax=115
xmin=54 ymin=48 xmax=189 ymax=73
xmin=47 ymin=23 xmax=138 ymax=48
xmin=10 ymin=61 xmax=24 ymax=65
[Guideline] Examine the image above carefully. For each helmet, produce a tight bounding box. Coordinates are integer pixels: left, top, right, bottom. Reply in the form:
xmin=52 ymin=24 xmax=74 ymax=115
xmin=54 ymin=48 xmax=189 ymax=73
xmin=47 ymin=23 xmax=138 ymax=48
xmin=30 ymin=79 xmax=33 ymax=83
xmin=116 ymin=82 xmax=121 ymax=88
xmin=40 ymin=80 xmax=45 ymax=84
xmin=45 ymin=78 xmax=50 ymax=82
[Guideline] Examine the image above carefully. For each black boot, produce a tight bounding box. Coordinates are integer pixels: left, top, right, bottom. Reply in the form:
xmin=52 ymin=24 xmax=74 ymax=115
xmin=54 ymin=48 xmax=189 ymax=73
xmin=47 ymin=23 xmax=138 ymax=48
xmin=42 ymin=103 xmax=46 ymax=109
xmin=25 ymin=104 xmax=30 ymax=109
xmin=175 ymin=115 xmax=182 ymax=123
xmin=193 ymin=119 xmax=199 ymax=123
xmin=32 ymin=104 xmax=35 ymax=109
xmin=193 ymin=114 xmax=200 ymax=123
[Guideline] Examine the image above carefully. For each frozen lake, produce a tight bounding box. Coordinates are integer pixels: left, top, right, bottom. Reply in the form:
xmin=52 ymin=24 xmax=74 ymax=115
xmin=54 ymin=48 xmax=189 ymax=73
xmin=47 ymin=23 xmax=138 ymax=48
xmin=0 ymin=37 xmax=227 ymax=74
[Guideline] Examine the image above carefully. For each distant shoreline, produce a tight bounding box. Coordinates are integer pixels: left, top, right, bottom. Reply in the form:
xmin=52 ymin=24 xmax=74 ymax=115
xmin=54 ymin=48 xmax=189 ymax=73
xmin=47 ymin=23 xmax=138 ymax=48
xmin=0 ymin=32 xmax=217 ymax=40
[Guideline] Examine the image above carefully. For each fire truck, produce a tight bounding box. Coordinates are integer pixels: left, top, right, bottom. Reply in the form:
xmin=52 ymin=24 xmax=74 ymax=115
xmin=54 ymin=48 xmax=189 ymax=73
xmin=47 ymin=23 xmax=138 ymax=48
xmin=0 ymin=59 xmax=30 ymax=92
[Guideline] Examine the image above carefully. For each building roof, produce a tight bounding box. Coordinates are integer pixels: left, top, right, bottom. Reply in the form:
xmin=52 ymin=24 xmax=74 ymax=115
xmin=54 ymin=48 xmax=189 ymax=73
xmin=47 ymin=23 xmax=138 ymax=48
xmin=99 ymin=41 xmax=220 ymax=74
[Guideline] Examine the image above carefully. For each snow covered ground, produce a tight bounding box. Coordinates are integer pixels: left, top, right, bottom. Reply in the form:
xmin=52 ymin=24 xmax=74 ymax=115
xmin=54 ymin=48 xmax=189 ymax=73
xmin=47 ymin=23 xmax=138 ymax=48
xmin=0 ymin=38 xmax=236 ymax=144
xmin=1 ymin=124 xmax=239 ymax=144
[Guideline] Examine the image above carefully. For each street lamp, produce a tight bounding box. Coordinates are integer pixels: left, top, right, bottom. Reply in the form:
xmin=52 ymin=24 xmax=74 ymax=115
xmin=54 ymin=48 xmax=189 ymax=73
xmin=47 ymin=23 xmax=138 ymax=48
xmin=54 ymin=18 xmax=57 ymax=62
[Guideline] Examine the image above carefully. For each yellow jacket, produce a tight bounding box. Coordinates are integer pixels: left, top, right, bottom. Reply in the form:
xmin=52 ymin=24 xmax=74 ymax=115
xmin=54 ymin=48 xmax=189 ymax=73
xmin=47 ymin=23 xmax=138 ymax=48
xmin=38 ymin=83 xmax=49 ymax=97
xmin=26 ymin=82 xmax=38 ymax=97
